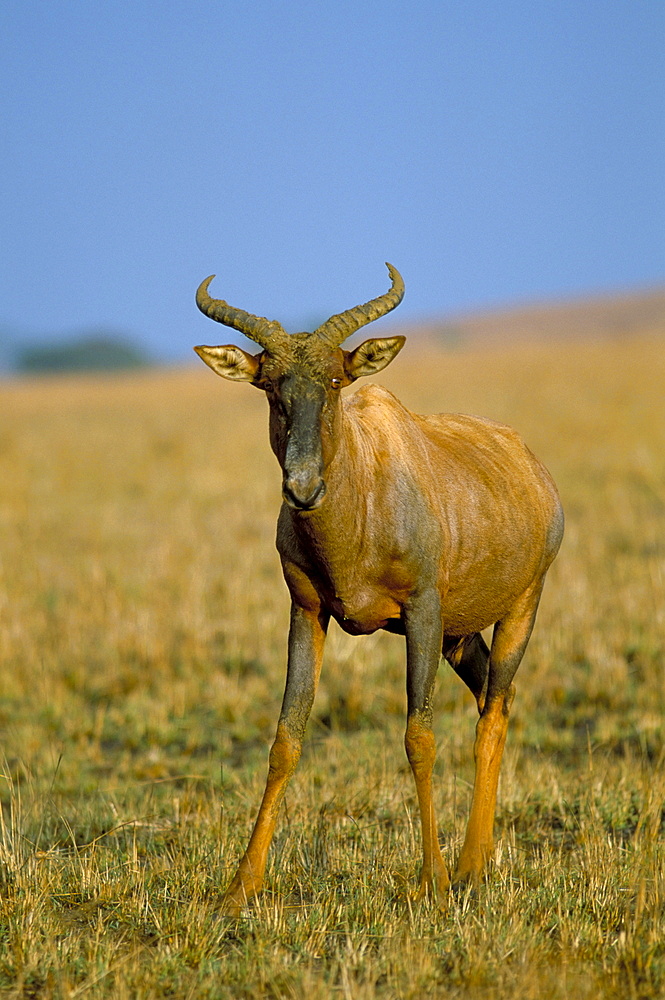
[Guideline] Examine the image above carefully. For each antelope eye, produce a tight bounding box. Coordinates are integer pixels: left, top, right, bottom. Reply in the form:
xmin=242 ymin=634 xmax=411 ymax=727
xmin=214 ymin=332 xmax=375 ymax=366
xmin=263 ymin=379 xmax=274 ymax=393
xmin=331 ymin=377 xmax=342 ymax=389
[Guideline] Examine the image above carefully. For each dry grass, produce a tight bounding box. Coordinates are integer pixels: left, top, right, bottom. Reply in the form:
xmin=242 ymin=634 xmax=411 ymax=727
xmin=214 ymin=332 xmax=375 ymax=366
xmin=0 ymin=333 xmax=664 ymax=997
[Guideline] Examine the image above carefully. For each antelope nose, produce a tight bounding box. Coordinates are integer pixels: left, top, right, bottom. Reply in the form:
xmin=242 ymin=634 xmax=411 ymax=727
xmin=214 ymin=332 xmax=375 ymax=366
xmin=283 ymin=475 xmax=326 ymax=510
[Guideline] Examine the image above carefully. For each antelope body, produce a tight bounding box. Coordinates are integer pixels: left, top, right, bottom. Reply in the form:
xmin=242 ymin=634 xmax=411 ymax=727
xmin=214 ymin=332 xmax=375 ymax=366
xmin=195 ymin=264 xmax=563 ymax=914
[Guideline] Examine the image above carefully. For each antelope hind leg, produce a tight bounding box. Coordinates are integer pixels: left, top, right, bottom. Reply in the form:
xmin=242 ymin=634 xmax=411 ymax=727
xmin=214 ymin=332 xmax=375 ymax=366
xmin=453 ymin=581 xmax=544 ymax=886
xmin=444 ymin=632 xmax=490 ymax=710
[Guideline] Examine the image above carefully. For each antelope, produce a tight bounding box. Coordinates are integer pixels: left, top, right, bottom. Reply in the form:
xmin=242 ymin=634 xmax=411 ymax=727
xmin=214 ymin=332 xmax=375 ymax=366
xmin=194 ymin=264 xmax=563 ymax=915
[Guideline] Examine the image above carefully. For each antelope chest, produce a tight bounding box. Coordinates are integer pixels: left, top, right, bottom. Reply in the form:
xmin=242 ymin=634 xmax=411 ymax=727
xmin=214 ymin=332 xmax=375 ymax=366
xmin=328 ymin=588 xmax=402 ymax=635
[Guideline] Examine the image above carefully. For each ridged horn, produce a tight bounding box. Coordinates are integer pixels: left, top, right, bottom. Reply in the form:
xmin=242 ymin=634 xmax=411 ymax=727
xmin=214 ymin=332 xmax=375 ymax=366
xmin=196 ymin=275 xmax=290 ymax=352
xmin=313 ymin=263 xmax=405 ymax=348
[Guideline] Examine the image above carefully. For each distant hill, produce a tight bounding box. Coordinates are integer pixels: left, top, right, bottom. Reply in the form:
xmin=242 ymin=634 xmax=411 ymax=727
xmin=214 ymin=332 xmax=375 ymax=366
xmin=401 ymin=286 xmax=665 ymax=346
xmin=14 ymin=334 xmax=151 ymax=374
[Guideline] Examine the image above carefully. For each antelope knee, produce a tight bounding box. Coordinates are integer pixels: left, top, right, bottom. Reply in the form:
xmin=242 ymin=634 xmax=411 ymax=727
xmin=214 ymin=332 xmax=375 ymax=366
xmin=405 ymin=718 xmax=437 ymax=773
xmin=268 ymin=723 xmax=302 ymax=780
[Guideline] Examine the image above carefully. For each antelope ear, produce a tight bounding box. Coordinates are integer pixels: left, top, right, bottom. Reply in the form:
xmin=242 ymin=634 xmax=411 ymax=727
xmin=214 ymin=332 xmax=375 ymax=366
xmin=343 ymin=336 xmax=406 ymax=380
xmin=194 ymin=344 xmax=261 ymax=382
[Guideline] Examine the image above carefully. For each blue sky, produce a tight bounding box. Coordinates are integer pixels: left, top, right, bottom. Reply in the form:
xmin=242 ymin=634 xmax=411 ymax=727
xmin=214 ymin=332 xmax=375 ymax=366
xmin=1 ymin=1 xmax=663 ymax=361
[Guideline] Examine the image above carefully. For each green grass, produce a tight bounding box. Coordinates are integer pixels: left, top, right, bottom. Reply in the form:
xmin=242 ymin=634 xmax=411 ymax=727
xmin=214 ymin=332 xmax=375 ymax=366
xmin=0 ymin=335 xmax=664 ymax=997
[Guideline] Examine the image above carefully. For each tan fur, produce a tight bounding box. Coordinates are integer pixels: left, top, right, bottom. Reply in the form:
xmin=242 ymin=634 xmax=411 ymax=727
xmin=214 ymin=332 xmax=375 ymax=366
xmin=279 ymin=384 xmax=561 ymax=639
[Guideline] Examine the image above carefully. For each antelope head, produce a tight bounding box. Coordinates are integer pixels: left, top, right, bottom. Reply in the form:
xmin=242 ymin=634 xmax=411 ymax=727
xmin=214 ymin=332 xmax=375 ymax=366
xmin=195 ymin=263 xmax=406 ymax=510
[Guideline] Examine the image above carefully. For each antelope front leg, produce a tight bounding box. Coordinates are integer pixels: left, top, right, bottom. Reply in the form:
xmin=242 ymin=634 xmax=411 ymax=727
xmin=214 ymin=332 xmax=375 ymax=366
xmin=221 ymin=603 xmax=328 ymax=916
xmin=403 ymin=590 xmax=449 ymax=904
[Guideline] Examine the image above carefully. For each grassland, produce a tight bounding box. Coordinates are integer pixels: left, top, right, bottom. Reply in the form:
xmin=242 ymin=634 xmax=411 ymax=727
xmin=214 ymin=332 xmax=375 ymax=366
xmin=0 ymin=332 xmax=664 ymax=998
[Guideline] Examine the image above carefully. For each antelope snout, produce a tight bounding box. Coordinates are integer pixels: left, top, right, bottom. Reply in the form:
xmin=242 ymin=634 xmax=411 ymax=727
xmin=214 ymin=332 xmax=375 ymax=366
xmin=282 ymin=473 xmax=326 ymax=510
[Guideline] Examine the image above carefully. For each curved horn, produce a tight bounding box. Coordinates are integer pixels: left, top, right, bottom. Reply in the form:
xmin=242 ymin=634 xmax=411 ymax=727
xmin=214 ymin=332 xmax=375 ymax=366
xmin=313 ymin=263 xmax=405 ymax=349
xmin=196 ymin=275 xmax=290 ymax=352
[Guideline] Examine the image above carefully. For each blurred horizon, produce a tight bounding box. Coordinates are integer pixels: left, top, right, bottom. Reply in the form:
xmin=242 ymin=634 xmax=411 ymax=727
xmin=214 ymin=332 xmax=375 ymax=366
xmin=1 ymin=1 xmax=663 ymax=365
xmin=3 ymin=281 xmax=663 ymax=377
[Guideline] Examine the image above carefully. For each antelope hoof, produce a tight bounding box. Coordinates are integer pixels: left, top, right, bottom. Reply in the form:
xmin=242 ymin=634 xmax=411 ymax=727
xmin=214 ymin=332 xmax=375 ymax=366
xmin=218 ymin=894 xmax=244 ymax=919
xmin=217 ymin=873 xmax=260 ymax=918
xmin=452 ymin=839 xmax=493 ymax=889
xmin=451 ymin=861 xmax=484 ymax=896
xmin=413 ymin=868 xmax=450 ymax=909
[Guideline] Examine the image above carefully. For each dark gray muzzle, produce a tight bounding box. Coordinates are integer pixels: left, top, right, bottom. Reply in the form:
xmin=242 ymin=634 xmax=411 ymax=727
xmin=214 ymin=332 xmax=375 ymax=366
xmin=282 ymin=473 xmax=326 ymax=510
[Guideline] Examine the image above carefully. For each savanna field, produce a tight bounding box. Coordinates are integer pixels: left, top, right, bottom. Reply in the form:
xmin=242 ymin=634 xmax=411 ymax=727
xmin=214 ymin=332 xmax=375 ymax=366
xmin=0 ymin=330 xmax=664 ymax=998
